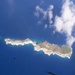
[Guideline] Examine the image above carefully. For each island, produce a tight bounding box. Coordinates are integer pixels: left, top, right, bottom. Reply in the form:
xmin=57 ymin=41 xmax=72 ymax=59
xmin=4 ymin=38 xmax=72 ymax=59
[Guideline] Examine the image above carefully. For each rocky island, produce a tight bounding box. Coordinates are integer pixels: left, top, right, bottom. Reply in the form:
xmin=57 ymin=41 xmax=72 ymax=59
xmin=5 ymin=38 xmax=72 ymax=59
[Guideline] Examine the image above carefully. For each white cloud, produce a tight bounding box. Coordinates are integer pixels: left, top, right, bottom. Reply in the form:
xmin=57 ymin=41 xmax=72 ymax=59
xmin=35 ymin=5 xmax=54 ymax=26
xmin=34 ymin=6 xmax=47 ymax=19
xmin=66 ymin=36 xmax=75 ymax=47
xmin=48 ymin=5 xmax=54 ymax=24
xmin=35 ymin=0 xmax=75 ymax=48
xmin=54 ymin=0 xmax=75 ymax=47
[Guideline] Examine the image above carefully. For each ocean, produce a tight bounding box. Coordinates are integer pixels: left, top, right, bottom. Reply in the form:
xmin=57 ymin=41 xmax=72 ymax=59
xmin=0 ymin=0 xmax=75 ymax=75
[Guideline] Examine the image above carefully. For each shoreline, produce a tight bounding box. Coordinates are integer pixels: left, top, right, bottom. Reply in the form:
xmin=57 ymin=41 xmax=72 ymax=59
xmin=4 ymin=38 xmax=72 ymax=59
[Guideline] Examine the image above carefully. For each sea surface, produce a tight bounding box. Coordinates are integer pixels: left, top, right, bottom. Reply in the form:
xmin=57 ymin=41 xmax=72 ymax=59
xmin=0 ymin=0 xmax=75 ymax=75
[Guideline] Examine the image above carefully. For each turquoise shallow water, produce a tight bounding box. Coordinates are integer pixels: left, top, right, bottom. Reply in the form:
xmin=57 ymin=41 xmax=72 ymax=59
xmin=0 ymin=39 xmax=75 ymax=75
xmin=0 ymin=0 xmax=75 ymax=75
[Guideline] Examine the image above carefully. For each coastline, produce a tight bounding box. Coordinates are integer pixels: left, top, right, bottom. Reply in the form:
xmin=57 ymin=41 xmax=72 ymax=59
xmin=4 ymin=38 xmax=72 ymax=59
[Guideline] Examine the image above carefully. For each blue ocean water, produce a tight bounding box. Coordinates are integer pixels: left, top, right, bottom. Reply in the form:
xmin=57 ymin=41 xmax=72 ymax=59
xmin=0 ymin=0 xmax=75 ymax=75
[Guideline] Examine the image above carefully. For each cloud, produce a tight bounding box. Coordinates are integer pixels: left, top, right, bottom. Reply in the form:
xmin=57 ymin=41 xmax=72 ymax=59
xmin=34 ymin=5 xmax=54 ymax=27
xmin=34 ymin=6 xmax=47 ymax=19
xmin=35 ymin=0 xmax=75 ymax=48
xmin=66 ymin=36 xmax=75 ymax=47
xmin=48 ymin=5 xmax=54 ymax=24
xmin=54 ymin=0 xmax=75 ymax=47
